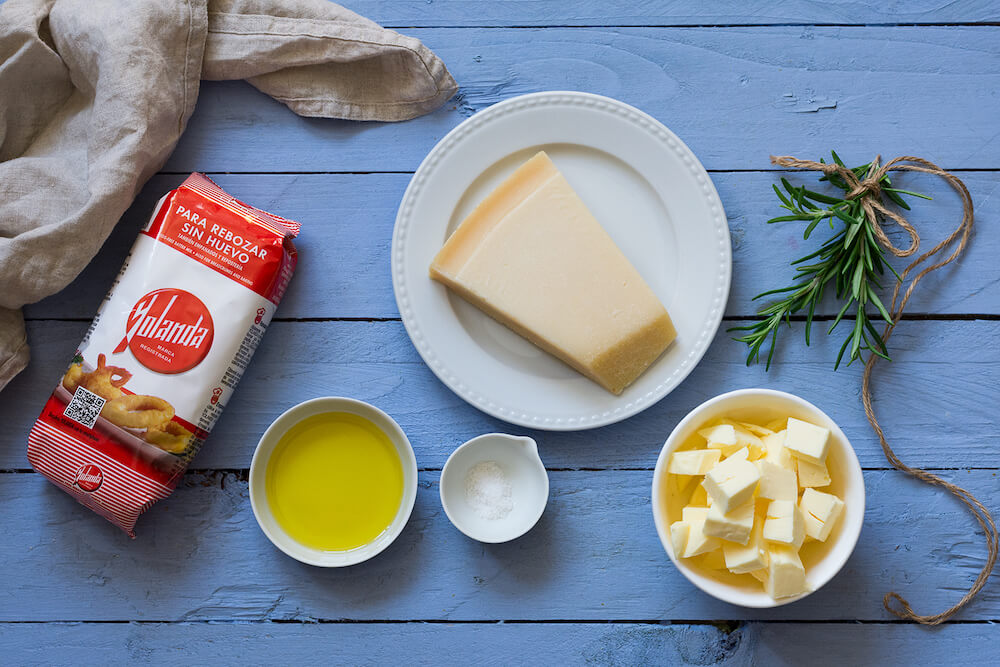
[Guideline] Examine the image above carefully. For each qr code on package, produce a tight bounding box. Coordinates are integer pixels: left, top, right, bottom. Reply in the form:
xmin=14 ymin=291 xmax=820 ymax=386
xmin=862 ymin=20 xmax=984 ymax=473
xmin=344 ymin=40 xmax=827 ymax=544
xmin=64 ymin=386 xmax=106 ymax=429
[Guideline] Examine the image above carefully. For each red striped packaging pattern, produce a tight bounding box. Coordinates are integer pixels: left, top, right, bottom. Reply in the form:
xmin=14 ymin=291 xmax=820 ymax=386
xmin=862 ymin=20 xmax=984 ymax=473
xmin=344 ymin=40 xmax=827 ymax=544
xmin=27 ymin=174 xmax=301 ymax=537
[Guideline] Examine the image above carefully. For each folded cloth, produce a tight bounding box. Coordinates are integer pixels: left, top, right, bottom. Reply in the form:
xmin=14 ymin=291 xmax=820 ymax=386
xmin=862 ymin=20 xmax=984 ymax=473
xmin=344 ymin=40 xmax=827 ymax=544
xmin=0 ymin=0 xmax=457 ymax=391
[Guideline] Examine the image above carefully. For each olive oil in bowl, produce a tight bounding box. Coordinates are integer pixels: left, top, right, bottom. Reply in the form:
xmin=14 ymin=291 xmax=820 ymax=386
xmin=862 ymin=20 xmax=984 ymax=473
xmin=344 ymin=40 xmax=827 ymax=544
xmin=265 ymin=411 xmax=404 ymax=552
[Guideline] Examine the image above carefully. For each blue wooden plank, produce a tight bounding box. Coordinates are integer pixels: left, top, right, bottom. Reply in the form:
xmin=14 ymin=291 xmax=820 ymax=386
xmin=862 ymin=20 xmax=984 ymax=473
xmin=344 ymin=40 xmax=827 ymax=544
xmin=5 ymin=318 xmax=998 ymax=470
xmin=165 ymin=27 xmax=1000 ymax=172
xmin=0 ymin=469 xmax=995 ymax=621
xmin=0 ymin=621 xmax=996 ymax=665
xmin=342 ymin=0 xmax=1000 ymax=27
xmin=23 ymin=171 xmax=1000 ymax=321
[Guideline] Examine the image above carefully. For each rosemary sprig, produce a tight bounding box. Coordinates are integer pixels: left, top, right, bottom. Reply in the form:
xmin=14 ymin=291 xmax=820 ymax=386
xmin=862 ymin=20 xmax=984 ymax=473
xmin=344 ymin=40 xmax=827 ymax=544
xmin=730 ymin=151 xmax=931 ymax=370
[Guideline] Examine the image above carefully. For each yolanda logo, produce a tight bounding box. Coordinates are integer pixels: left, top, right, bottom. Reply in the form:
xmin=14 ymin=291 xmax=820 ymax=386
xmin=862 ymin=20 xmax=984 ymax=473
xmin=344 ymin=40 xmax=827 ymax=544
xmin=114 ymin=288 xmax=214 ymax=373
xmin=75 ymin=464 xmax=103 ymax=492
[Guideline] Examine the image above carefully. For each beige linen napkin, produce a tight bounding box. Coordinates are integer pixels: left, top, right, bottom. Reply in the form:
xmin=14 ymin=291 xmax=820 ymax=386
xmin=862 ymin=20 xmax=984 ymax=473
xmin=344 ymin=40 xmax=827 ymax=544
xmin=0 ymin=0 xmax=457 ymax=391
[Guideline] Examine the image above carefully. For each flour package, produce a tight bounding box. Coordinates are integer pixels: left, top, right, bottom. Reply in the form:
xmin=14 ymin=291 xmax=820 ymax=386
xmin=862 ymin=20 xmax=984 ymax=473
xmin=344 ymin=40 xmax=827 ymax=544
xmin=28 ymin=174 xmax=300 ymax=536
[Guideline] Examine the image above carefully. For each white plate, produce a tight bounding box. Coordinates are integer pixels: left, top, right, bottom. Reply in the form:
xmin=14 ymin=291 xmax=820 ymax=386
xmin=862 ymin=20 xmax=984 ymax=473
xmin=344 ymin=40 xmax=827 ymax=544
xmin=392 ymin=92 xmax=731 ymax=430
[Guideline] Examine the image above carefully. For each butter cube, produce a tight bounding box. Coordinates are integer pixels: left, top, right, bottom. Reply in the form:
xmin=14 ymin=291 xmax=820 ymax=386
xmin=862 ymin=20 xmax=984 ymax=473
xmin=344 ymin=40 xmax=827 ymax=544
xmin=731 ymin=424 xmax=765 ymax=455
xmin=680 ymin=507 xmax=721 ymax=557
xmin=701 ymin=455 xmax=760 ymax=514
xmin=669 ymin=521 xmax=689 ymax=556
xmin=762 ymin=429 xmax=794 ymax=470
xmin=689 ymin=485 xmax=709 ymax=507
xmin=765 ymin=418 xmax=787 ymax=432
xmin=668 ymin=449 xmax=721 ymax=475
xmin=699 ymin=424 xmax=737 ymax=446
xmin=784 ymin=417 xmax=830 ymax=464
xmin=800 ymin=488 xmax=845 ymax=542
xmin=763 ymin=499 xmax=805 ymax=549
xmin=723 ymin=446 xmax=750 ymax=462
xmin=749 ymin=568 xmax=768 ymax=584
xmin=797 ymin=457 xmax=831 ymax=488
xmin=739 ymin=421 xmax=775 ymax=437
xmin=723 ymin=512 xmax=769 ymax=573
xmin=704 ymin=499 xmax=755 ymax=545
xmin=756 ymin=460 xmax=798 ymax=501
xmin=699 ymin=424 xmax=741 ymax=456
xmin=766 ymin=545 xmax=809 ymax=599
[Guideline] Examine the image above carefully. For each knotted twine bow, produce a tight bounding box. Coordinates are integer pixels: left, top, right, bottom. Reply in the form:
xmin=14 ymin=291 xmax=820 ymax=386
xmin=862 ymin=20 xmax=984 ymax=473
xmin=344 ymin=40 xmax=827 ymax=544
xmin=771 ymin=155 xmax=997 ymax=625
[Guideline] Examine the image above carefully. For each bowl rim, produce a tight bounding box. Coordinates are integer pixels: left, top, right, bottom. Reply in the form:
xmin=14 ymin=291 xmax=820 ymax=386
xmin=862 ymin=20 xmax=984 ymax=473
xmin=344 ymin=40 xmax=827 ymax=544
xmin=651 ymin=387 xmax=866 ymax=608
xmin=439 ymin=432 xmax=550 ymax=543
xmin=249 ymin=396 xmax=418 ymax=567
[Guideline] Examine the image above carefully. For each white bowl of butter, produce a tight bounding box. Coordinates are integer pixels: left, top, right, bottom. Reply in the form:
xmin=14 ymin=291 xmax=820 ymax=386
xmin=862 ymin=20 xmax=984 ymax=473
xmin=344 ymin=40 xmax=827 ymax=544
xmin=652 ymin=388 xmax=865 ymax=607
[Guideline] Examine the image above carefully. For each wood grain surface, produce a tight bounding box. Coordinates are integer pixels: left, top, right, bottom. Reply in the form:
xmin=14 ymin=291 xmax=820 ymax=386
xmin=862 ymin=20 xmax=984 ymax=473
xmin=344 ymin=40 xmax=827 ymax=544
xmin=3 ymin=1 xmax=998 ymax=663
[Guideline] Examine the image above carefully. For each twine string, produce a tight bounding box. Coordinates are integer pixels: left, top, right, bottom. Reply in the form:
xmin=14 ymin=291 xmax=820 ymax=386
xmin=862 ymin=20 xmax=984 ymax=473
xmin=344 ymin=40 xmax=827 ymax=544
xmin=770 ymin=154 xmax=996 ymax=625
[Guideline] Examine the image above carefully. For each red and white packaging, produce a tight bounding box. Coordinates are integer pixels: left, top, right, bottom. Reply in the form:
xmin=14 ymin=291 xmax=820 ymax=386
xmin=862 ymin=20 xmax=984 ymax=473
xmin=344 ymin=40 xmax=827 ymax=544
xmin=27 ymin=174 xmax=300 ymax=537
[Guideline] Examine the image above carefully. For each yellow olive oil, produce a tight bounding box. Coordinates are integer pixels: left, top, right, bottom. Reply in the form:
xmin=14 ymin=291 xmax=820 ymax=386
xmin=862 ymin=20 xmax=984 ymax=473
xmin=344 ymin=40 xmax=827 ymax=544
xmin=266 ymin=412 xmax=404 ymax=551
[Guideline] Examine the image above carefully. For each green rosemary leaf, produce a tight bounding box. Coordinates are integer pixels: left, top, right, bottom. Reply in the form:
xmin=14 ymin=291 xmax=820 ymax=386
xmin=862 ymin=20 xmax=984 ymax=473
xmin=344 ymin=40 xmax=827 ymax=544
xmin=884 ymin=188 xmax=932 ymax=201
xmin=750 ymin=284 xmax=802 ymax=300
xmin=773 ymin=184 xmax=793 ymax=208
xmin=734 ymin=152 xmax=924 ymax=370
xmin=805 ymin=296 xmax=817 ymax=346
xmin=833 ymin=333 xmax=851 ymax=370
xmin=768 ymin=215 xmax=814 ymax=223
xmin=800 ymin=188 xmax=843 ymax=205
xmin=883 ymin=188 xmax=911 ymax=210
xmin=803 ymin=217 xmax=823 ymax=239
xmin=867 ymin=285 xmax=893 ymax=324
xmin=829 ymin=299 xmax=852 ymax=333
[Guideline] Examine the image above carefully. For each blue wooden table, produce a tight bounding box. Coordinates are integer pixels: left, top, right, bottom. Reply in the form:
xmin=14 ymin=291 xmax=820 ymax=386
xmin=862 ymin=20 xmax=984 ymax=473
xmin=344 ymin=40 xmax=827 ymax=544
xmin=2 ymin=2 xmax=999 ymax=663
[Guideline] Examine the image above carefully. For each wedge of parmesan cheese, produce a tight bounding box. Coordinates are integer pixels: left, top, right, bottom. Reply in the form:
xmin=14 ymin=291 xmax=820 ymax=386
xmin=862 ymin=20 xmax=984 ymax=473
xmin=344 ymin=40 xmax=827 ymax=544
xmin=429 ymin=151 xmax=676 ymax=395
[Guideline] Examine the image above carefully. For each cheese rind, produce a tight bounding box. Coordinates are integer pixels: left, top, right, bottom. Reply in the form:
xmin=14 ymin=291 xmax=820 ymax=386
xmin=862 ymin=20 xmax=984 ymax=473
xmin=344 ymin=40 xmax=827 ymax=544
xmin=800 ymin=488 xmax=845 ymax=542
xmin=784 ymin=418 xmax=831 ymax=464
xmin=668 ymin=449 xmax=721 ymax=475
xmin=429 ymin=151 xmax=676 ymax=395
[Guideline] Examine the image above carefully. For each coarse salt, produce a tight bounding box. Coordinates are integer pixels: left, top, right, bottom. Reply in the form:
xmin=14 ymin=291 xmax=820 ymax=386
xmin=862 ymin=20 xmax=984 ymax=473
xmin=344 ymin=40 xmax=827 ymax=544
xmin=465 ymin=460 xmax=514 ymax=520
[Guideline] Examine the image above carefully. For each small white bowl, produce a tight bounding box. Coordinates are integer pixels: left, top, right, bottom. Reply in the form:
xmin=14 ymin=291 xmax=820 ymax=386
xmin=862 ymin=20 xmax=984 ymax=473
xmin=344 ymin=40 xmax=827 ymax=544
xmin=249 ymin=397 xmax=418 ymax=567
xmin=440 ymin=433 xmax=549 ymax=543
xmin=652 ymin=388 xmax=865 ymax=607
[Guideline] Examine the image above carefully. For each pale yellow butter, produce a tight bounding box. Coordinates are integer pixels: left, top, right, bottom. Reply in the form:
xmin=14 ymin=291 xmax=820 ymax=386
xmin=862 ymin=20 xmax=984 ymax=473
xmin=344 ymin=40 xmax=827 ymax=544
xmin=699 ymin=424 xmax=737 ymax=446
xmin=800 ymin=488 xmax=845 ymax=542
xmin=679 ymin=506 xmax=721 ymax=557
xmin=766 ymin=545 xmax=809 ymax=599
xmin=702 ymin=455 xmax=760 ymax=514
xmin=668 ymin=414 xmax=843 ymax=601
xmin=704 ymin=498 xmax=755 ymax=545
xmin=723 ymin=509 xmax=769 ymax=573
xmin=763 ymin=499 xmax=805 ymax=549
xmin=669 ymin=520 xmax=690 ymax=556
xmin=762 ymin=429 xmax=794 ymax=469
xmin=784 ymin=417 xmax=830 ymax=464
xmin=756 ymin=459 xmax=798 ymax=501
xmin=668 ymin=449 xmax=721 ymax=475
xmin=797 ymin=457 xmax=831 ymax=488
